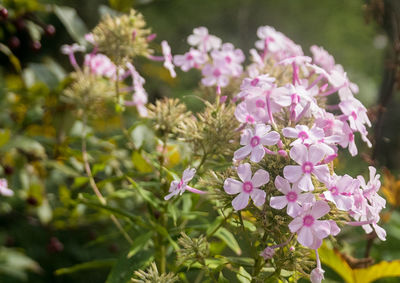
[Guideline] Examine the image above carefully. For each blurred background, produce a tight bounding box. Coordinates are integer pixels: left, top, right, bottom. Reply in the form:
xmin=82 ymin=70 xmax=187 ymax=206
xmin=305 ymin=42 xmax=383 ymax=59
xmin=1 ymin=0 xmax=400 ymax=282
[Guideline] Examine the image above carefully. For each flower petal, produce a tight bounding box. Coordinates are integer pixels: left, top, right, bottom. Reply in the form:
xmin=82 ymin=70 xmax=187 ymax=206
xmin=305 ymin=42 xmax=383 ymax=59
xmin=237 ymin=163 xmax=252 ymax=182
xmin=298 ymin=227 xmax=314 ymax=248
xmin=234 ymin=145 xmax=252 ymax=160
xmin=283 ymin=165 xmax=302 ymax=183
xmin=297 ymin=174 xmax=314 ymax=191
xmin=289 ymin=217 xmax=303 ymax=233
xmin=232 ymin=192 xmax=250 ymax=211
xmin=250 ymin=145 xmax=265 ymax=163
xmin=261 ymin=131 xmax=280 ymax=146
xmin=308 ymin=144 xmax=325 ymax=164
xmin=224 ymin=178 xmax=242 ymax=195
xmin=313 ymin=165 xmax=330 ymax=183
xmin=270 ymin=196 xmax=288 ymax=210
xmin=251 ymin=169 xmax=270 ymax=187
xmin=310 ymin=200 xmax=330 ymax=219
xmin=182 ymin=168 xmax=196 ymax=182
xmin=289 ymin=144 xmax=308 ymax=164
xmin=250 ymin=188 xmax=266 ymax=207
xmin=313 ymin=220 xmax=331 ymax=239
xmin=274 ymin=176 xmax=291 ymax=194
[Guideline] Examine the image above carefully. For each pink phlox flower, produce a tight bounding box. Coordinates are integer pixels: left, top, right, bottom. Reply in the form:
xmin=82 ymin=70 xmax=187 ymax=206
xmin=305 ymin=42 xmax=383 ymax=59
xmin=337 ymin=121 xmax=357 ymax=156
xmin=315 ymin=111 xmax=344 ymax=138
xmin=85 ymin=33 xmax=95 ymax=45
xmin=234 ymin=102 xmax=257 ymax=124
xmin=165 ymin=167 xmax=204 ymax=200
xmin=84 ymin=53 xmax=117 ymax=78
xmin=358 ymin=167 xmax=385 ymax=211
xmin=270 ymin=176 xmax=315 ymax=217
xmin=234 ymin=124 xmax=280 ymax=162
xmin=310 ymin=45 xmax=335 ymax=72
xmin=223 ymin=163 xmax=269 ymax=211
xmin=310 ymin=267 xmax=325 ymax=283
xmin=283 ymin=144 xmax=330 ymax=191
xmin=323 ymin=174 xmax=358 ymax=211
xmin=249 ymin=48 xmax=264 ymax=66
xmin=282 ymin=125 xmax=324 ymax=147
xmin=237 ymin=74 xmax=275 ymax=99
xmin=0 ymin=179 xmax=13 ymax=197
xmin=287 ymin=84 xmax=322 ymax=120
xmin=125 ymin=62 xmax=148 ymax=117
xmin=61 ymin=43 xmax=85 ymax=55
xmin=187 ymin=27 xmax=221 ymax=52
xmin=201 ymin=62 xmax=230 ymax=88
xmin=161 ymin=40 xmax=176 ymax=78
xmin=288 ymin=200 xmax=332 ymax=249
xmin=211 ymin=43 xmax=244 ymax=77
xmin=173 ymin=48 xmax=208 ymax=71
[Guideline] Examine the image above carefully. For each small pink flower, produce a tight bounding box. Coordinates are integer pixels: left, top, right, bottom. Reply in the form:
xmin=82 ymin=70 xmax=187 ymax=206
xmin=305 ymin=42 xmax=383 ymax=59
xmin=283 ymin=144 xmax=330 ymax=191
xmin=323 ymin=174 xmax=358 ymax=211
xmin=234 ymin=124 xmax=280 ymax=162
xmin=0 ymin=179 xmax=13 ymax=197
xmin=310 ymin=267 xmax=325 ymax=283
xmin=288 ymin=201 xmax=332 ymax=249
xmin=260 ymin=247 xmax=275 ymax=260
xmin=161 ymin=41 xmax=176 ymax=78
xmin=165 ymin=168 xmax=205 ymax=200
xmin=84 ymin=53 xmax=117 ymax=78
xmin=282 ymin=125 xmax=324 ymax=146
xmin=187 ymin=27 xmax=221 ymax=52
xmin=224 ymin=163 xmax=269 ymax=211
xmin=310 ymin=45 xmax=335 ymax=72
xmin=173 ymin=48 xmax=207 ymax=71
xmin=201 ymin=63 xmax=230 ymax=88
xmin=270 ymin=176 xmax=315 ymax=217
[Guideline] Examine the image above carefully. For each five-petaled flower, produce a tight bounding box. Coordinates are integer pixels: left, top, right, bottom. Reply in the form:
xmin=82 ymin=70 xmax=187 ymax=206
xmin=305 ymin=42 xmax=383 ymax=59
xmin=165 ymin=168 xmax=205 ymax=200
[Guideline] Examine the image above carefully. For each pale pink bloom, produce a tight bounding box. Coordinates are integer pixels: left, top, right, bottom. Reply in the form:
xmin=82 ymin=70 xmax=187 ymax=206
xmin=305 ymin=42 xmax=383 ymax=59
xmin=85 ymin=33 xmax=95 ymax=44
xmin=283 ymin=144 xmax=330 ymax=191
xmin=125 ymin=62 xmax=148 ymax=117
xmin=201 ymin=63 xmax=230 ymax=88
xmin=187 ymin=27 xmax=221 ymax=52
xmin=270 ymin=176 xmax=315 ymax=217
xmin=339 ymin=98 xmax=371 ymax=135
xmin=224 ymin=163 xmax=269 ymax=211
xmin=173 ymin=48 xmax=208 ymax=71
xmin=310 ymin=267 xmax=325 ymax=283
xmin=288 ymin=201 xmax=332 ymax=249
xmin=0 ymin=179 xmax=13 ymax=197
xmin=211 ymin=43 xmax=244 ymax=77
xmin=260 ymin=247 xmax=275 ymax=260
xmin=165 ymin=168 xmax=204 ymax=200
xmin=84 ymin=53 xmax=117 ymax=78
xmin=61 ymin=43 xmax=85 ymax=69
xmin=338 ymin=122 xmax=358 ymax=156
xmin=282 ymin=125 xmax=324 ymax=146
xmin=310 ymin=45 xmax=335 ymax=72
xmin=358 ymin=167 xmax=385 ymax=212
xmin=234 ymin=102 xmax=256 ymax=124
xmin=323 ymin=174 xmax=358 ymax=211
xmin=234 ymin=124 xmax=280 ymax=162
xmin=161 ymin=41 xmax=176 ymax=78
xmin=237 ymin=74 xmax=275 ymax=99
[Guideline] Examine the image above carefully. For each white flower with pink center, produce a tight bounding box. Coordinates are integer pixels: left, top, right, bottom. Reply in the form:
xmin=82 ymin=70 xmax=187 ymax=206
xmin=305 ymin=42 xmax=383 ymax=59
xmin=164 ymin=168 xmax=205 ymax=200
xmin=283 ymin=144 xmax=330 ymax=191
xmin=0 ymin=179 xmax=13 ymax=197
xmin=270 ymin=176 xmax=315 ymax=217
xmin=323 ymin=174 xmax=358 ymax=211
xmin=288 ymin=200 xmax=332 ymax=249
xmin=282 ymin=125 xmax=324 ymax=146
xmin=211 ymin=43 xmax=244 ymax=77
xmin=173 ymin=48 xmax=207 ymax=71
xmin=234 ymin=124 xmax=280 ymax=162
xmin=201 ymin=63 xmax=230 ymax=88
xmin=224 ymin=163 xmax=269 ymax=211
xmin=187 ymin=27 xmax=221 ymax=52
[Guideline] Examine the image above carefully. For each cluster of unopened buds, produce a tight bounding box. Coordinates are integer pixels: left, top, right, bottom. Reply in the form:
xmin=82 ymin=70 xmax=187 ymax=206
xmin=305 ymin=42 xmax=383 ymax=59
xmin=165 ymin=26 xmax=386 ymax=282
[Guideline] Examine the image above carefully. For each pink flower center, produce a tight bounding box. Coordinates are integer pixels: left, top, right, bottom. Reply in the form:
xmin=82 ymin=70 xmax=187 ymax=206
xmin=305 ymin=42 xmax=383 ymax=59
xmin=242 ymin=181 xmax=253 ymax=193
xmin=349 ymin=132 xmax=354 ymax=142
xmin=351 ymin=111 xmax=357 ymax=120
xmin=177 ymin=179 xmax=184 ymax=189
xmin=246 ymin=115 xmax=255 ymax=123
xmin=251 ymin=78 xmax=259 ymax=86
xmin=213 ymin=68 xmax=222 ymax=77
xmin=298 ymin=131 xmax=309 ymax=141
xmin=250 ymin=136 xmax=260 ymax=147
xmin=186 ymin=54 xmax=194 ymax=61
xmin=302 ymin=162 xmax=314 ymax=174
xmin=255 ymin=99 xmax=266 ymax=108
xmin=286 ymin=191 xmax=298 ymax=202
xmin=303 ymin=215 xmax=314 ymax=227
xmin=225 ymin=56 xmax=232 ymax=64
xmin=330 ymin=186 xmax=339 ymax=195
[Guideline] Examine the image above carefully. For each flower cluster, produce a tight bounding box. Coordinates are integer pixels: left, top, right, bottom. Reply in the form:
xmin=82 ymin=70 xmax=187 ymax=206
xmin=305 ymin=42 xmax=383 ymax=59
xmin=168 ymin=26 xmax=385 ymax=282
xmin=174 ymin=27 xmax=245 ymax=93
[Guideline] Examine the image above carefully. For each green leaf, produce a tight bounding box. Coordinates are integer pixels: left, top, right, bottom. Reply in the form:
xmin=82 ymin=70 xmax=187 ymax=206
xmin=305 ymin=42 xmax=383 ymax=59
xmin=37 ymin=199 xmax=53 ymax=224
xmin=106 ymin=250 xmax=153 ymax=283
xmin=127 ymin=232 xmax=153 ymax=258
xmin=23 ymin=63 xmax=60 ymax=89
xmin=46 ymin=160 xmax=80 ymax=177
xmin=55 ymin=259 xmax=115 ymax=275
xmin=126 ymin=176 xmax=159 ymax=208
xmin=237 ymin=266 xmax=252 ymax=283
xmin=0 ymin=247 xmax=41 ymax=280
xmin=132 ymin=151 xmax=153 ymax=173
xmin=0 ymin=129 xmax=11 ymax=148
xmin=3 ymin=136 xmax=46 ymax=159
xmin=53 ymin=5 xmax=89 ymax=45
xmin=0 ymin=43 xmax=21 ymax=72
xmin=221 ymin=256 xmax=254 ymax=267
xmin=214 ymin=227 xmax=241 ymax=255
xmin=149 ymin=220 xmax=179 ymax=251
xmin=131 ymin=124 xmax=154 ymax=150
